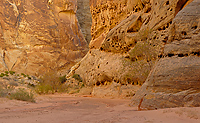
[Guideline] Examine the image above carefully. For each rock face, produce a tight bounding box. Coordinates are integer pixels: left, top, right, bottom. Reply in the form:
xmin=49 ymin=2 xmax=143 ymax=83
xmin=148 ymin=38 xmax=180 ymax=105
xmin=2 ymin=0 xmax=199 ymax=108
xmin=67 ymin=49 xmax=143 ymax=98
xmin=0 ymin=0 xmax=88 ymax=76
xmin=131 ymin=0 xmax=200 ymax=109
xmin=69 ymin=0 xmax=155 ymax=98
xmin=76 ymin=0 xmax=92 ymax=43
xmin=68 ymin=0 xmax=197 ymax=100
xmin=89 ymin=0 xmax=146 ymax=49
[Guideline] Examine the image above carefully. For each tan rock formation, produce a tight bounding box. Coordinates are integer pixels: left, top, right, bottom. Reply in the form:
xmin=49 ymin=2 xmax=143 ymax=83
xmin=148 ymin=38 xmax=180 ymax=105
xmin=68 ymin=0 xmax=151 ymax=98
xmin=131 ymin=0 xmax=200 ymax=109
xmin=89 ymin=0 xmax=146 ymax=49
xmin=0 ymin=0 xmax=88 ymax=76
xmin=71 ymin=49 xmax=152 ymax=85
xmin=68 ymin=0 xmax=193 ymax=98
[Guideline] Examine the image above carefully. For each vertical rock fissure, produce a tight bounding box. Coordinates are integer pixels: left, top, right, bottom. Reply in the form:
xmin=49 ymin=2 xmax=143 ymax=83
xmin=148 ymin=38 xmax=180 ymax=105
xmin=14 ymin=13 xmax=21 ymax=46
xmin=175 ymin=0 xmax=189 ymax=16
xmin=6 ymin=0 xmax=19 ymax=16
xmin=10 ymin=59 xmax=18 ymax=71
xmin=0 ymin=23 xmax=5 ymax=43
xmin=76 ymin=0 xmax=92 ymax=43
xmin=7 ymin=0 xmax=21 ymax=46
xmin=1 ymin=50 xmax=9 ymax=70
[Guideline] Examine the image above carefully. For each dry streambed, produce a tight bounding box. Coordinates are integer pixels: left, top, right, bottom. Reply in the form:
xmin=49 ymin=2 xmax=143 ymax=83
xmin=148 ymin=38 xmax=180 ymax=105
xmin=0 ymin=94 xmax=200 ymax=123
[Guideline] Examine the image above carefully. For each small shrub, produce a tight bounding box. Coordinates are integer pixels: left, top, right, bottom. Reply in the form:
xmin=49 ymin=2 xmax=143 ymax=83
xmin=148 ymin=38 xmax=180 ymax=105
xmin=35 ymin=84 xmax=53 ymax=94
xmin=9 ymin=88 xmax=35 ymax=103
xmin=72 ymin=74 xmax=82 ymax=82
xmin=5 ymin=71 xmax=9 ymax=74
xmin=9 ymin=71 xmax=15 ymax=75
xmin=5 ymin=74 xmax=9 ymax=77
xmin=128 ymin=42 xmax=157 ymax=62
xmin=28 ymin=77 xmax=31 ymax=80
xmin=59 ymin=75 xmax=66 ymax=84
xmin=80 ymin=83 xmax=85 ymax=88
xmin=35 ymin=71 xmax=67 ymax=94
xmin=56 ymin=84 xmax=68 ymax=93
xmin=21 ymin=73 xmax=26 ymax=77
xmin=0 ymin=73 xmax=4 ymax=77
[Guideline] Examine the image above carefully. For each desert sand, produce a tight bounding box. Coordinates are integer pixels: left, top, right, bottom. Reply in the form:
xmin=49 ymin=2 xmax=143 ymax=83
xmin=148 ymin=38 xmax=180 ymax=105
xmin=0 ymin=94 xmax=200 ymax=123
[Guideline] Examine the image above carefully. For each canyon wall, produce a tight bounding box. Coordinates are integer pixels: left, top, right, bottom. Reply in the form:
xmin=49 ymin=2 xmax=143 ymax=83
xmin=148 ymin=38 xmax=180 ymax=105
xmin=68 ymin=0 xmax=200 ymax=107
xmin=131 ymin=0 xmax=200 ymax=109
xmin=0 ymin=0 xmax=199 ymax=108
xmin=0 ymin=0 xmax=88 ymax=76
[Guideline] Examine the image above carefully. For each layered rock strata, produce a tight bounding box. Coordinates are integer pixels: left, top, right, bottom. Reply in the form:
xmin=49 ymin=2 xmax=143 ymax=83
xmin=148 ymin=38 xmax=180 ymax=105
xmin=68 ymin=0 xmax=195 ymax=99
xmin=131 ymin=0 xmax=200 ymax=109
xmin=0 ymin=0 xmax=88 ymax=76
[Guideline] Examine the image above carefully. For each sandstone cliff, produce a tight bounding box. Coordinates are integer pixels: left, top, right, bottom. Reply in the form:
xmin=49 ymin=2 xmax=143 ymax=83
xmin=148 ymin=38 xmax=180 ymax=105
xmin=131 ymin=0 xmax=200 ymax=109
xmin=1 ymin=0 xmax=199 ymax=109
xmin=68 ymin=0 xmax=200 ymax=106
xmin=68 ymin=0 xmax=155 ymax=98
xmin=0 ymin=0 xmax=88 ymax=76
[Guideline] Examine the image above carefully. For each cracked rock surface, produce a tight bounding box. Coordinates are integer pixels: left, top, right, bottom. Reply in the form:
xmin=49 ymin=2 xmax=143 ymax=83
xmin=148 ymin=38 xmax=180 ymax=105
xmin=69 ymin=0 xmax=199 ymax=102
xmin=0 ymin=0 xmax=88 ymax=76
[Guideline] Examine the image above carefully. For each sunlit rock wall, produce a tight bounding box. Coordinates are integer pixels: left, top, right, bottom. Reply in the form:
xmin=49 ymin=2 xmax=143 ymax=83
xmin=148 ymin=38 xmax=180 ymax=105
xmin=0 ymin=0 xmax=88 ymax=76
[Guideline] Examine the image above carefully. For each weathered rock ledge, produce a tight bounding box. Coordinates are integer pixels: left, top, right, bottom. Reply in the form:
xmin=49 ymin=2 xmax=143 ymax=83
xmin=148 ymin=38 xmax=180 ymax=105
xmin=67 ymin=0 xmax=199 ymax=104
xmin=131 ymin=0 xmax=200 ymax=109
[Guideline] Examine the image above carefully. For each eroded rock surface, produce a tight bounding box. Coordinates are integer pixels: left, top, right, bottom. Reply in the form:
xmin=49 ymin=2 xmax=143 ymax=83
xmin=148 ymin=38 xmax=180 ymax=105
xmin=89 ymin=0 xmax=145 ymax=49
xmin=68 ymin=0 xmax=195 ymax=99
xmin=131 ymin=0 xmax=200 ymax=109
xmin=69 ymin=0 xmax=153 ymax=98
xmin=0 ymin=0 xmax=88 ymax=76
xmin=67 ymin=49 xmax=143 ymax=98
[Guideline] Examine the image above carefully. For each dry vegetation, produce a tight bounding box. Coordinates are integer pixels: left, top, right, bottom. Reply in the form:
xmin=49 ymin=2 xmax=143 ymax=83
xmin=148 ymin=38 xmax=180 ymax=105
xmin=35 ymin=71 xmax=68 ymax=94
xmin=0 ymin=70 xmax=86 ymax=102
